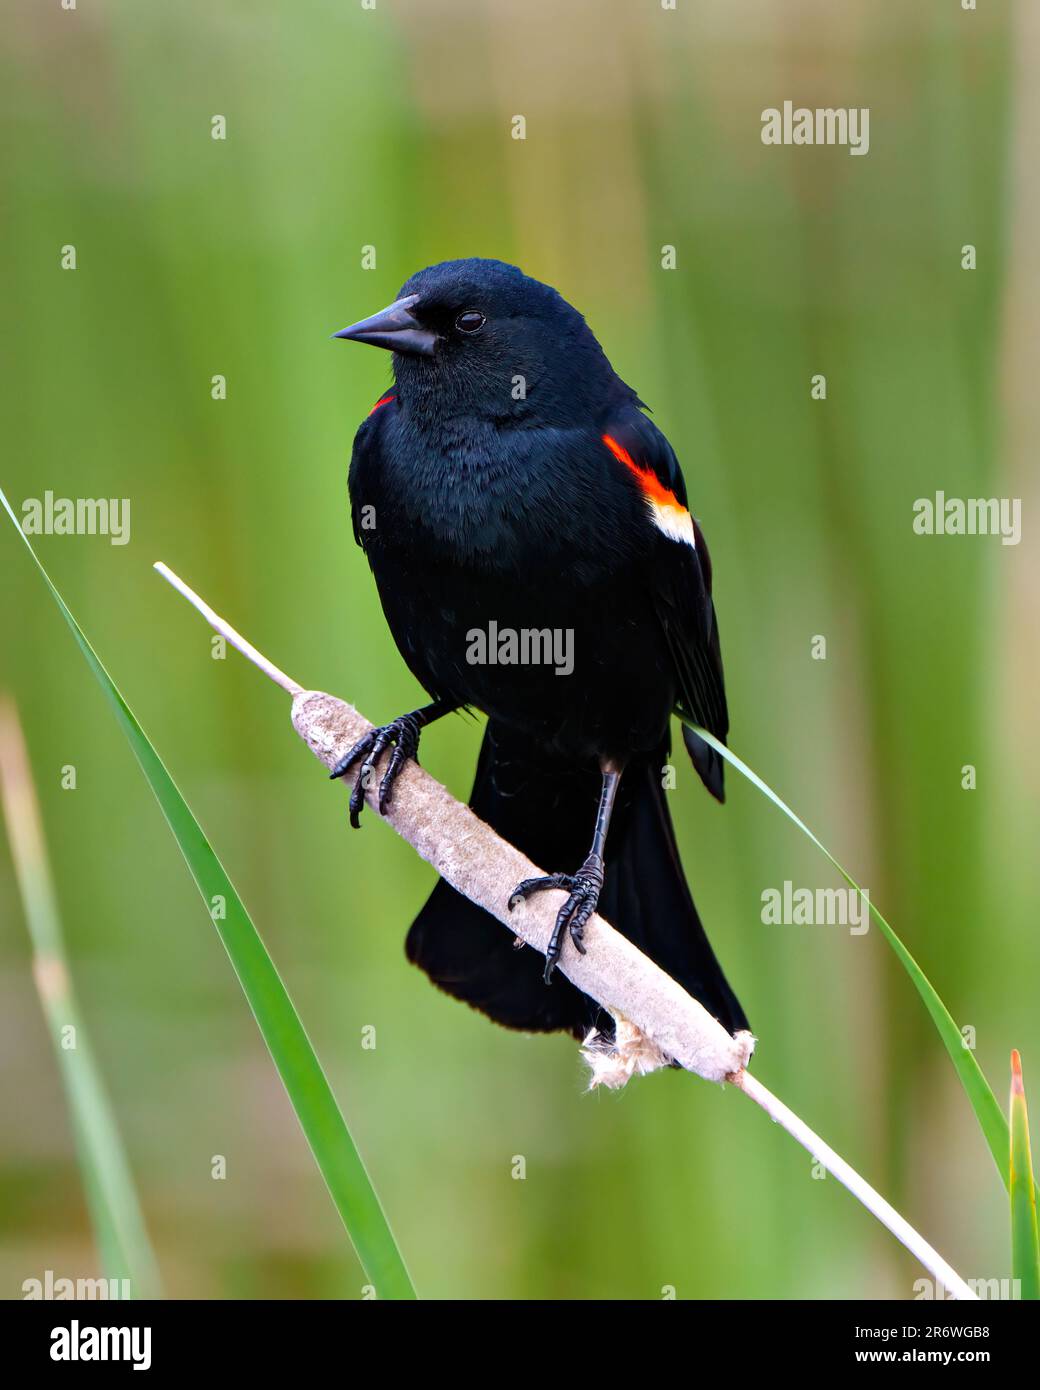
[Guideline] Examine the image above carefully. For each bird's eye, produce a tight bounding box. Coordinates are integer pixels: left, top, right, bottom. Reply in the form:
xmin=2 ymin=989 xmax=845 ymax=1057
xmin=455 ymin=310 xmax=485 ymax=334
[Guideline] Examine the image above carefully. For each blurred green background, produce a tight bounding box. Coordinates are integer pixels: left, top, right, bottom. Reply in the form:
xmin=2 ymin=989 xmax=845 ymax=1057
xmin=2 ymin=0 xmax=1036 ymax=1299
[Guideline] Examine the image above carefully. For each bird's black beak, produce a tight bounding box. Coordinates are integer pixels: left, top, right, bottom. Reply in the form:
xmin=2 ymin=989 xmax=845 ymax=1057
xmin=332 ymin=293 xmax=438 ymax=356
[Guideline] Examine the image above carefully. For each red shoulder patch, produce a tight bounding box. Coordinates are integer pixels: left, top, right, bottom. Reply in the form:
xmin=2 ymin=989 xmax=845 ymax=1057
xmin=602 ymin=433 xmax=695 ymax=546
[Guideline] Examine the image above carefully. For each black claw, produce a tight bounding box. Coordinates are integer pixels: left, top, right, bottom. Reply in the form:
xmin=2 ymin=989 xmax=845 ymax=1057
xmin=507 ymin=856 xmax=604 ymax=984
xmin=378 ymin=741 xmax=411 ymax=813
xmin=330 ymin=729 xmax=380 ymax=781
xmin=333 ymin=714 xmax=422 ymax=827
xmin=507 ymin=873 xmax=568 ymax=912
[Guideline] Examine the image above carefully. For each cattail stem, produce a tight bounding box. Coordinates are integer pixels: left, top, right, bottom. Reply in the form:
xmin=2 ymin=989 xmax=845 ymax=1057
xmin=730 ymin=1069 xmax=976 ymax=1299
xmin=152 ymin=562 xmax=302 ymax=696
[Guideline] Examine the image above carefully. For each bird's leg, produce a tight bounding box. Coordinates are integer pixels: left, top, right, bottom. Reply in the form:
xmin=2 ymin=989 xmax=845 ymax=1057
xmin=507 ymin=762 xmax=623 ymax=984
xmin=330 ymin=699 xmax=456 ymax=828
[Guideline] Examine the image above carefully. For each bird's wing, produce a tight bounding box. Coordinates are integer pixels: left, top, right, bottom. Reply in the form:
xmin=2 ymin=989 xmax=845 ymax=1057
xmin=600 ymin=413 xmax=729 ymax=798
xmin=347 ymin=390 xmax=397 ymax=548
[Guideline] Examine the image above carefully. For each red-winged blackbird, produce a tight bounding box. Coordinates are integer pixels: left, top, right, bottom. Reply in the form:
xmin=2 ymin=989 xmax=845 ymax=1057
xmin=333 ymin=258 xmax=747 ymax=1041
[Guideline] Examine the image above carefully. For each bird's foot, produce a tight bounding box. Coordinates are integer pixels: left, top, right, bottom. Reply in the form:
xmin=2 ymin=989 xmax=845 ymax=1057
xmin=507 ymin=854 xmax=605 ymax=984
xmin=329 ymin=712 xmax=422 ymax=828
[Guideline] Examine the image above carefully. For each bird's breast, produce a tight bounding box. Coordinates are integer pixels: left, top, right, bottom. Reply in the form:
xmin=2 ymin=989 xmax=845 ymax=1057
xmin=367 ymin=424 xmax=562 ymax=570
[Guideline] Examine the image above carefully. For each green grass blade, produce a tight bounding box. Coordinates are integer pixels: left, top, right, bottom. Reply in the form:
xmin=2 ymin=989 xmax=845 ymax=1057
xmin=0 ymin=696 xmax=163 ymax=1298
xmin=684 ymin=719 xmax=1010 ymax=1188
xmin=1 ymin=488 xmax=416 ymax=1299
xmin=1010 ymin=1051 xmax=1040 ymax=1299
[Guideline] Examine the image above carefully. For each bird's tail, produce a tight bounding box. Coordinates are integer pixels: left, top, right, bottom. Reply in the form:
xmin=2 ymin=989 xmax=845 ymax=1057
xmin=406 ymin=722 xmax=748 ymax=1041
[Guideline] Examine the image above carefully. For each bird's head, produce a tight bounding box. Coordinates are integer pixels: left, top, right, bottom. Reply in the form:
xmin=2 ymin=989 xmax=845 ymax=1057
xmin=333 ymin=258 xmax=632 ymax=423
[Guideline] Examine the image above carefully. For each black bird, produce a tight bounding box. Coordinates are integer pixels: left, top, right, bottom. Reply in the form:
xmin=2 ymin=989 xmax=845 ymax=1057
xmin=332 ymin=258 xmax=747 ymax=1042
